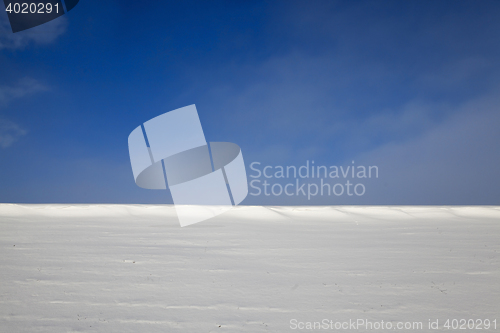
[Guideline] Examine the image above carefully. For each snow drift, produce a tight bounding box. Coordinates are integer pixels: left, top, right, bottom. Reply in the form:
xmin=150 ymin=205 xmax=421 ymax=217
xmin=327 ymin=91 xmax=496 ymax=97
xmin=0 ymin=204 xmax=499 ymax=332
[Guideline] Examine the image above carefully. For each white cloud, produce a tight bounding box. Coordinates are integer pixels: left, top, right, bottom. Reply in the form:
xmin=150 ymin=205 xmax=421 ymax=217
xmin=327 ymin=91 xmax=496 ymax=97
xmin=353 ymin=90 xmax=500 ymax=204
xmin=0 ymin=118 xmax=27 ymax=148
xmin=0 ymin=77 xmax=47 ymax=148
xmin=0 ymin=8 xmax=67 ymax=50
xmin=192 ymin=49 xmax=500 ymax=204
xmin=0 ymin=77 xmax=48 ymax=105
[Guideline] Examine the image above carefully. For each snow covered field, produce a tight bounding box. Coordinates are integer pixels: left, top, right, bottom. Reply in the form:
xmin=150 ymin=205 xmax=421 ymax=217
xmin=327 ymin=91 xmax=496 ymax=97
xmin=0 ymin=205 xmax=499 ymax=332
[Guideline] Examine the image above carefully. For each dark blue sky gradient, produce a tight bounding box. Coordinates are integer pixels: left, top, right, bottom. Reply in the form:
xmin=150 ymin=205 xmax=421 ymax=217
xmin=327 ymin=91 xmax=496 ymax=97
xmin=1 ymin=0 xmax=499 ymax=204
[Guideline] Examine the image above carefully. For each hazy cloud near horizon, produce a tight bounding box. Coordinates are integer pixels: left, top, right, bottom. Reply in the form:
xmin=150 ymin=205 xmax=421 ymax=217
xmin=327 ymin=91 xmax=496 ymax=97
xmin=351 ymin=89 xmax=500 ymax=205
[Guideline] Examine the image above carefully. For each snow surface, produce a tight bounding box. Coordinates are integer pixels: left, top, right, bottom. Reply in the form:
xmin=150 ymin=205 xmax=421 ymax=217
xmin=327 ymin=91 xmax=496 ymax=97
xmin=0 ymin=204 xmax=499 ymax=332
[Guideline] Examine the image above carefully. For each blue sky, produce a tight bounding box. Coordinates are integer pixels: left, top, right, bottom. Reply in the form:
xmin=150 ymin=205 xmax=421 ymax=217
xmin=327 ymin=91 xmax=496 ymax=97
xmin=0 ymin=0 xmax=499 ymax=205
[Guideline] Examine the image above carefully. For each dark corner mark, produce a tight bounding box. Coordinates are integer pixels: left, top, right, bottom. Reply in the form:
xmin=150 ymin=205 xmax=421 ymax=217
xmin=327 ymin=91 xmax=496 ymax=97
xmin=3 ymin=0 xmax=80 ymax=33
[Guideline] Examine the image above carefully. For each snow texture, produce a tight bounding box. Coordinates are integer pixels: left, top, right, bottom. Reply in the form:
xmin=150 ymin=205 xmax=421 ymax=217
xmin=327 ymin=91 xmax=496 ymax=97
xmin=0 ymin=204 xmax=499 ymax=332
